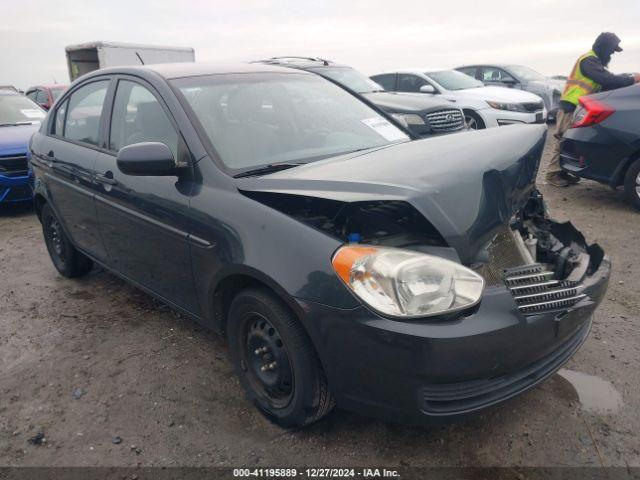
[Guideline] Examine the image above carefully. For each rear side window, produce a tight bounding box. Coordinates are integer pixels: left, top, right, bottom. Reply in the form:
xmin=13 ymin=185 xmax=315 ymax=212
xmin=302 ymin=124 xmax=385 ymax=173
xmin=35 ymin=90 xmax=49 ymax=104
xmin=26 ymin=90 xmax=37 ymax=101
xmin=53 ymin=99 xmax=68 ymax=135
xmin=457 ymin=67 xmax=478 ymax=79
xmin=109 ymin=80 xmax=178 ymax=158
xmin=64 ymin=80 xmax=109 ymax=146
xmin=371 ymin=74 xmax=396 ymax=91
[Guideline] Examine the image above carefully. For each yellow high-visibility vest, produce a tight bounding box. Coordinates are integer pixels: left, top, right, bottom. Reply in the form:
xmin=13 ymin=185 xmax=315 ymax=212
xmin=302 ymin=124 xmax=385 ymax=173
xmin=560 ymin=50 xmax=602 ymax=105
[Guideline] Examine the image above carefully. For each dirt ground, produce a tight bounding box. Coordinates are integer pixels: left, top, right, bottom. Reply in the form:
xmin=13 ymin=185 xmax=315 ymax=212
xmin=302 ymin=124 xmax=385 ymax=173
xmin=1 ymin=133 xmax=639 ymax=468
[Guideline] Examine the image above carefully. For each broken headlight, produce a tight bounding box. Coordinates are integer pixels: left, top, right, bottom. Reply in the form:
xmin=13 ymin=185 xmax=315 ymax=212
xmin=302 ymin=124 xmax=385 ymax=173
xmin=332 ymin=246 xmax=484 ymax=318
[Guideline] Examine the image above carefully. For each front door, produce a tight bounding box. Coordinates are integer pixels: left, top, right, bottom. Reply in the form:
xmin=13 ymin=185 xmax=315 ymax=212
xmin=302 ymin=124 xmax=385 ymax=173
xmin=93 ymin=77 xmax=199 ymax=313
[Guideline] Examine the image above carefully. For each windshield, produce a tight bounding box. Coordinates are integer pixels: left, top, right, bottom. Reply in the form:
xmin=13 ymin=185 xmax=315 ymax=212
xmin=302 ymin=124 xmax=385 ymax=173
xmin=312 ymin=67 xmax=383 ymax=94
xmin=0 ymin=94 xmax=45 ymax=125
xmin=173 ymin=73 xmax=409 ymax=174
xmin=425 ymin=70 xmax=484 ymax=90
xmin=51 ymin=87 xmax=67 ymax=101
xmin=506 ymin=65 xmax=546 ymax=81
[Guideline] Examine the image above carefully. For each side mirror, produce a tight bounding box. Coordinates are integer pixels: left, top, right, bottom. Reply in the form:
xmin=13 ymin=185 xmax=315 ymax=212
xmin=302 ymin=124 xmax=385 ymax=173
xmin=419 ymin=85 xmax=436 ymax=94
xmin=117 ymin=142 xmax=179 ymax=176
xmin=501 ymin=78 xmax=518 ymax=87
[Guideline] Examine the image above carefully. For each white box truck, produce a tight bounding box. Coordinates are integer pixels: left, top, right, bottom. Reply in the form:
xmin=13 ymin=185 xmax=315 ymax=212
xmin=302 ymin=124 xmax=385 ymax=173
xmin=65 ymin=41 xmax=195 ymax=81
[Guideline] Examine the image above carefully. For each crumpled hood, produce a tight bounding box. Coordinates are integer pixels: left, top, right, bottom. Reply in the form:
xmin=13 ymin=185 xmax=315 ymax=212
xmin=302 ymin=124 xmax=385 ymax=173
xmin=236 ymin=124 xmax=547 ymax=264
xmin=0 ymin=123 xmax=40 ymax=155
xmin=362 ymin=91 xmax=457 ymax=112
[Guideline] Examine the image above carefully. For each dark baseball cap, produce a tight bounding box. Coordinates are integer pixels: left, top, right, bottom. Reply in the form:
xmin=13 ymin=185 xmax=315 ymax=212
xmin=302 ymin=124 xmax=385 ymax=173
xmin=595 ymin=32 xmax=623 ymax=52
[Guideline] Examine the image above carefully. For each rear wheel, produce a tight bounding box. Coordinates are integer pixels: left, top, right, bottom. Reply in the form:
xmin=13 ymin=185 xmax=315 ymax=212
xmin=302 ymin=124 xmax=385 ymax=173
xmin=464 ymin=110 xmax=485 ymax=130
xmin=227 ymin=288 xmax=334 ymax=428
xmin=41 ymin=203 xmax=93 ymax=277
xmin=623 ymin=159 xmax=640 ymax=211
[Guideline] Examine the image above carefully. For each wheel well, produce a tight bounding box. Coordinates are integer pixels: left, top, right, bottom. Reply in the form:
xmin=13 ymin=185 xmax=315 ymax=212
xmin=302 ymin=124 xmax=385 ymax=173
xmin=462 ymin=109 xmax=485 ymax=128
xmin=212 ymin=274 xmax=300 ymax=336
xmin=33 ymin=194 xmax=47 ymax=220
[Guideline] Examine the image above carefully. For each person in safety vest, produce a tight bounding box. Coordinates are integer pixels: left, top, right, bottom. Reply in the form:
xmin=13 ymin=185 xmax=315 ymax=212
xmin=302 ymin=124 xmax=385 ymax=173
xmin=546 ymin=32 xmax=640 ymax=187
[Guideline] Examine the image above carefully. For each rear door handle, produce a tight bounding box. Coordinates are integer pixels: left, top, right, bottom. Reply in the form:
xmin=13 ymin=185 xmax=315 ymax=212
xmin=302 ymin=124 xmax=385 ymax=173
xmin=95 ymin=173 xmax=117 ymax=185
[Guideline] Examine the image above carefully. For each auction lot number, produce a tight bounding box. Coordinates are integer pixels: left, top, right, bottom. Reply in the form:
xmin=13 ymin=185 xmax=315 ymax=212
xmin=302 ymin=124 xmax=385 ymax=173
xmin=233 ymin=468 xmax=400 ymax=478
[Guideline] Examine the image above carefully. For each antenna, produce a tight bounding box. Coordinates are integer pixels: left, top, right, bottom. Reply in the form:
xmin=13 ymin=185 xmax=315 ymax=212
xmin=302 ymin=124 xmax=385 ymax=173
xmin=51 ymin=73 xmax=57 ymax=84
xmin=135 ymin=52 xmax=145 ymax=65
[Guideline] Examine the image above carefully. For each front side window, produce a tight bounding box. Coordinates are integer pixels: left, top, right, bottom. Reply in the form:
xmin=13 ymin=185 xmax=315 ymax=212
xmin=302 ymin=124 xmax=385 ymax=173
xmin=397 ymin=74 xmax=430 ymax=93
xmin=173 ymin=73 xmax=409 ymax=173
xmin=109 ymin=80 xmax=178 ymax=158
xmin=64 ymin=80 xmax=109 ymax=146
xmin=370 ymin=74 xmax=396 ymax=91
xmin=482 ymin=67 xmax=516 ymax=83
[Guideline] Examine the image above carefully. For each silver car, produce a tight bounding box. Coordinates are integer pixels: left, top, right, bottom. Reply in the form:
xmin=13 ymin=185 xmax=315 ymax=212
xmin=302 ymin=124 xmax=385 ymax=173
xmin=455 ymin=64 xmax=565 ymax=120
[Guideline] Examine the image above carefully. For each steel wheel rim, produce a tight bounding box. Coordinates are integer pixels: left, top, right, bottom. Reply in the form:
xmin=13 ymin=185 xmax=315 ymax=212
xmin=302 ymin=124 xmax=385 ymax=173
xmin=49 ymin=217 xmax=65 ymax=259
xmin=465 ymin=115 xmax=478 ymax=130
xmin=242 ymin=312 xmax=294 ymax=408
xmin=635 ymin=171 xmax=640 ymax=197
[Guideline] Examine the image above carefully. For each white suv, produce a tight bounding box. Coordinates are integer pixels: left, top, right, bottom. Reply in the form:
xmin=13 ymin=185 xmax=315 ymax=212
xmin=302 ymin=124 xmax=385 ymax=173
xmin=371 ymin=69 xmax=547 ymax=129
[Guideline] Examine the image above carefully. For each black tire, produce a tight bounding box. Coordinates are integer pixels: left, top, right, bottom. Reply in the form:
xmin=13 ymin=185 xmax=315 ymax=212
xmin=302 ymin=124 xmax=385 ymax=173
xmin=41 ymin=203 xmax=93 ymax=278
xmin=227 ymin=288 xmax=334 ymax=428
xmin=463 ymin=110 xmax=486 ymax=130
xmin=623 ymin=159 xmax=640 ymax=211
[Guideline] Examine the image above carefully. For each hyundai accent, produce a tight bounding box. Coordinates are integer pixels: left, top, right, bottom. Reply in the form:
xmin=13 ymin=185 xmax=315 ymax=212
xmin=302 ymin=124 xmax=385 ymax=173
xmin=29 ymin=63 xmax=609 ymax=427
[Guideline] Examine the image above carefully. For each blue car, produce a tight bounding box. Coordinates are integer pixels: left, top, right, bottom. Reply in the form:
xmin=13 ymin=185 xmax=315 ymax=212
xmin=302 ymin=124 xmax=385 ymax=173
xmin=0 ymin=90 xmax=45 ymax=204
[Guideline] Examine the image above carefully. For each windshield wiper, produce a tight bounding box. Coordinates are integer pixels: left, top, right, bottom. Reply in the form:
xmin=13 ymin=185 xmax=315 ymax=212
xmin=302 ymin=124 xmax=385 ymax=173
xmin=233 ymin=162 xmax=304 ymax=178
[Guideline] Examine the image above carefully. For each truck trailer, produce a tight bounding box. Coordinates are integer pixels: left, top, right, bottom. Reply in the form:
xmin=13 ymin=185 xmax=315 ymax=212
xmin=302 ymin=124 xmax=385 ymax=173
xmin=65 ymin=41 xmax=195 ymax=81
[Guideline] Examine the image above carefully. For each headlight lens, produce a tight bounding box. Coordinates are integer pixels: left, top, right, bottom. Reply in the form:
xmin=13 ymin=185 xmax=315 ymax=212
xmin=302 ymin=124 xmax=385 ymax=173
xmin=332 ymin=245 xmax=484 ymax=318
xmin=391 ymin=113 xmax=425 ymax=125
xmin=487 ymin=101 xmax=528 ymax=113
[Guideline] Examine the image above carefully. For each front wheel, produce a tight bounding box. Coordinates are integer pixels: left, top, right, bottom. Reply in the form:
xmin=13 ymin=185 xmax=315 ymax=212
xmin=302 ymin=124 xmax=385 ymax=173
xmin=41 ymin=203 xmax=93 ymax=277
xmin=227 ymin=288 xmax=334 ymax=428
xmin=623 ymin=159 xmax=640 ymax=211
xmin=463 ymin=110 xmax=486 ymax=130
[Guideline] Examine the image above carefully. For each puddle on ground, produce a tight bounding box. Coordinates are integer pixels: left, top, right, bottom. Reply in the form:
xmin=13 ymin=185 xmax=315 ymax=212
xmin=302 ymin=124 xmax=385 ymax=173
xmin=557 ymin=369 xmax=623 ymax=414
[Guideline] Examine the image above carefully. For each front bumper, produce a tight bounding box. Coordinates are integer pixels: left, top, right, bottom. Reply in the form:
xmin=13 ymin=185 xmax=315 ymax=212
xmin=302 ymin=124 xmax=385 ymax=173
xmin=481 ymin=107 xmax=547 ymax=128
xmin=0 ymin=173 xmax=33 ymax=203
xmin=297 ymin=224 xmax=610 ymax=425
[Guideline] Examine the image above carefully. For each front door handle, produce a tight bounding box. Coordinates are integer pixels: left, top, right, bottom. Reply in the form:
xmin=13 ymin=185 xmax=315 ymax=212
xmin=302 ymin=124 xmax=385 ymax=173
xmin=96 ymin=173 xmax=117 ymax=186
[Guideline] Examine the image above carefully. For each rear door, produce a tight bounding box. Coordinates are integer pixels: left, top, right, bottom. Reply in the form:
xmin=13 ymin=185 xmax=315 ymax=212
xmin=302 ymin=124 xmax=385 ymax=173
xmin=39 ymin=79 xmax=111 ymax=261
xmin=93 ymin=76 xmax=199 ymax=312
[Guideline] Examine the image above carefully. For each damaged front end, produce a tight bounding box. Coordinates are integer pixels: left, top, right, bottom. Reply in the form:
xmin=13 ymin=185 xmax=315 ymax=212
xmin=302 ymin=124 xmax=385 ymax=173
xmin=473 ymin=190 xmax=610 ymax=317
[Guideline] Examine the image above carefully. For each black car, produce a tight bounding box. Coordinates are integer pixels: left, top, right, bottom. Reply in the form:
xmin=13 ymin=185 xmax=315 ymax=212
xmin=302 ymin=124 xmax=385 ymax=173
xmin=255 ymin=57 xmax=466 ymax=137
xmin=30 ymin=63 xmax=610 ymax=428
xmin=560 ymin=84 xmax=640 ymax=210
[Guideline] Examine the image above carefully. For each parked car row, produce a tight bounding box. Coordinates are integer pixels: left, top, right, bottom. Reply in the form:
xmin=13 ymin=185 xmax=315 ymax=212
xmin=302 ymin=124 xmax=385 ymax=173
xmin=27 ymin=62 xmax=610 ymax=428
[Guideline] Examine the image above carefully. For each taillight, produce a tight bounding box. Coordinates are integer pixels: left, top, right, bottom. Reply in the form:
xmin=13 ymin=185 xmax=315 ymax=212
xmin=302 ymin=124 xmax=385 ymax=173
xmin=572 ymin=97 xmax=615 ymax=128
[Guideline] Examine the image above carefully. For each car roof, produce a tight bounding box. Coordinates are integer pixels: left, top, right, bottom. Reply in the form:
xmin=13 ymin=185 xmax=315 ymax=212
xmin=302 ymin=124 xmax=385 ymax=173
xmin=81 ymin=62 xmax=313 ymax=81
xmin=27 ymin=84 xmax=68 ymax=90
xmin=253 ymin=57 xmax=350 ymax=70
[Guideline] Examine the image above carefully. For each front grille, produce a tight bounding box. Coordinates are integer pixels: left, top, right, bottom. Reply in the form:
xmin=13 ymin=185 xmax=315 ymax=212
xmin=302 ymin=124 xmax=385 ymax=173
xmin=504 ymin=264 xmax=587 ymax=315
xmin=420 ymin=319 xmax=590 ymax=415
xmin=473 ymin=226 xmax=529 ymax=286
xmin=0 ymin=154 xmax=29 ymax=176
xmin=521 ymin=101 xmax=544 ymax=112
xmin=425 ymin=109 xmax=464 ymax=132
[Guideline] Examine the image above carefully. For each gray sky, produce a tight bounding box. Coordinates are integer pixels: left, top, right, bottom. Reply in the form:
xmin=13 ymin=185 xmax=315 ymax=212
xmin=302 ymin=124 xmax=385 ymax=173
xmin=3 ymin=0 xmax=639 ymax=89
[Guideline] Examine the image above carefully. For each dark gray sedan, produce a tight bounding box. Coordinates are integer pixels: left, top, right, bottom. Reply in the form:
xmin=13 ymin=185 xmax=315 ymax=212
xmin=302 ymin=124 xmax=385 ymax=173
xmin=29 ymin=62 xmax=609 ymax=427
xmin=456 ymin=64 xmax=565 ymax=119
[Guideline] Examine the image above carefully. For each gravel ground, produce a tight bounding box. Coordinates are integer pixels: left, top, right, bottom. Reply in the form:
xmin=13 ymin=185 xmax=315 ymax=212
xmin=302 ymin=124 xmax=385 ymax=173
xmin=1 ymin=133 xmax=638 ymax=468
